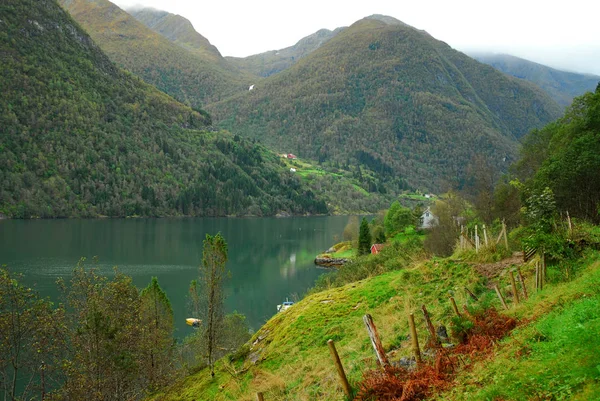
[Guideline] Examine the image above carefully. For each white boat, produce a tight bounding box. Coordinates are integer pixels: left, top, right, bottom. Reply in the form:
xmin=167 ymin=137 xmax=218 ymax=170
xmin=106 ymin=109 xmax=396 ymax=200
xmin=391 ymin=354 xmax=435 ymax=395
xmin=277 ymin=299 xmax=294 ymax=312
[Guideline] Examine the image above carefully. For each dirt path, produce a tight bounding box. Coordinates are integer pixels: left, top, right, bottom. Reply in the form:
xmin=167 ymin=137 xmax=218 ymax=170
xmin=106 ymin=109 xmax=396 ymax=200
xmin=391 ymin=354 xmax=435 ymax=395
xmin=470 ymin=252 xmax=524 ymax=279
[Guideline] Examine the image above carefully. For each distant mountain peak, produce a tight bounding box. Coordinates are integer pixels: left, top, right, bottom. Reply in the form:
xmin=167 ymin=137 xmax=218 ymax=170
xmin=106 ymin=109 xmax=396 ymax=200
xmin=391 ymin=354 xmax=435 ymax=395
xmin=364 ymin=14 xmax=409 ymax=27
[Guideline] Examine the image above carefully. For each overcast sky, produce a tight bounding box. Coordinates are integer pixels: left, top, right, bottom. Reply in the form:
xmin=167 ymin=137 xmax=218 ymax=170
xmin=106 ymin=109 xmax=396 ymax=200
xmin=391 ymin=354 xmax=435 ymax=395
xmin=112 ymin=0 xmax=600 ymax=75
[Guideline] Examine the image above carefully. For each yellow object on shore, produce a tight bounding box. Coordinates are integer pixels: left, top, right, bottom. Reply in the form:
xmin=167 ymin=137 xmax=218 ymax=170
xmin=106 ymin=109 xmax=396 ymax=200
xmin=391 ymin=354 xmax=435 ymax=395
xmin=186 ymin=318 xmax=201 ymax=327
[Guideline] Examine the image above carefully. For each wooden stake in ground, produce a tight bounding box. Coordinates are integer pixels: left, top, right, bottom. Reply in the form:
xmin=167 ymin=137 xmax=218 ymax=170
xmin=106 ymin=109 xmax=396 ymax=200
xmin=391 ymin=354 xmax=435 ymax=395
xmin=465 ymin=287 xmax=479 ymax=301
xmin=327 ymin=339 xmax=352 ymax=398
xmin=449 ymin=296 xmax=461 ymax=317
xmin=503 ymin=220 xmax=509 ymax=250
xmin=494 ymin=285 xmax=508 ymax=310
xmin=256 ymin=392 xmax=265 ymax=401
xmin=540 ymin=252 xmax=546 ymax=291
xmin=509 ymin=271 xmax=520 ymax=305
xmin=421 ymin=305 xmax=441 ymax=349
xmin=517 ymin=266 xmax=528 ymax=300
xmin=363 ymin=314 xmax=390 ymax=369
xmin=483 ymin=224 xmax=489 ymax=247
xmin=408 ymin=313 xmax=422 ymax=364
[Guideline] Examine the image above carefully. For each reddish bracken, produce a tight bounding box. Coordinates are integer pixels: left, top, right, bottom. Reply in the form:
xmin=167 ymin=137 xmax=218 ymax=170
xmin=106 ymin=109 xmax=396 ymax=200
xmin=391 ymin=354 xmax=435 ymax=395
xmin=354 ymin=308 xmax=517 ymax=401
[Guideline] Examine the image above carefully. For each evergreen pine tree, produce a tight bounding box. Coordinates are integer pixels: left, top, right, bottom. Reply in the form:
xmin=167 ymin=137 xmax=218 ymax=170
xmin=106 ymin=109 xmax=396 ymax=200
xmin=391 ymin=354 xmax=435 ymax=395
xmin=358 ymin=217 xmax=372 ymax=255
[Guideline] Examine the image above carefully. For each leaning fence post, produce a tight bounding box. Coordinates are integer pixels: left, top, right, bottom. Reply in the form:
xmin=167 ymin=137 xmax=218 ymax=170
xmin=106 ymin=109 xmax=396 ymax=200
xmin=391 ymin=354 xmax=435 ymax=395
xmin=327 ymin=339 xmax=352 ymax=398
xmin=494 ymin=285 xmax=508 ymax=310
xmin=517 ymin=266 xmax=528 ymax=300
xmin=421 ymin=304 xmax=441 ymax=349
xmin=256 ymin=392 xmax=265 ymax=401
xmin=363 ymin=314 xmax=390 ymax=369
xmin=509 ymin=271 xmax=520 ymax=305
xmin=449 ymin=297 xmax=461 ymax=317
xmin=465 ymin=287 xmax=479 ymax=301
xmin=408 ymin=313 xmax=422 ymax=364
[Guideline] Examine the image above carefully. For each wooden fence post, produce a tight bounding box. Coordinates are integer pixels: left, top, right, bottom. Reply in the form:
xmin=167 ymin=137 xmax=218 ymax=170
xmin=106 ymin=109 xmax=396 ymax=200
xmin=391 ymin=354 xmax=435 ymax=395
xmin=502 ymin=220 xmax=509 ymax=250
xmin=483 ymin=224 xmax=489 ymax=247
xmin=494 ymin=285 xmax=508 ymax=310
xmin=256 ymin=392 xmax=265 ymax=401
xmin=421 ymin=305 xmax=441 ymax=348
xmin=449 ymin=297 xmax=461 ymax=317
xmin=517 ymin=266 xmax=528 ymax=300
xmin=327 ymin=339 xmax=352 ymax=398
xmin=465 ymin=287 xmax=479 ymax=301
xmin=475 ymin=225 xmax=479 ymax=252
xmin=509 ymin=271 xmax=520 ymax=305
xmin=408 ymin=313 xmax=422 ymax=364
xmin=363 ymin=314 xmax=390 ymax=369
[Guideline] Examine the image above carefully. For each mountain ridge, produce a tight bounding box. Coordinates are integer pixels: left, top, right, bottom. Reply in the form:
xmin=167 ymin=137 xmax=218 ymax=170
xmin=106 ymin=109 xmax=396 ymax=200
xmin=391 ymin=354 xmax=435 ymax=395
xmin=470 ymin=52 xmax=600 ymax=106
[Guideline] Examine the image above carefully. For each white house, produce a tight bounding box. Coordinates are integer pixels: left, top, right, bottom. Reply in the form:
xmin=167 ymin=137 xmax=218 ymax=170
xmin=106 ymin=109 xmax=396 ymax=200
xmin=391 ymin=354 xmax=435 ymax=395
xmin=420 ymin=207 xmax=438 ymax=229
xmin=290 ymin=168 xmax=297 ymax=173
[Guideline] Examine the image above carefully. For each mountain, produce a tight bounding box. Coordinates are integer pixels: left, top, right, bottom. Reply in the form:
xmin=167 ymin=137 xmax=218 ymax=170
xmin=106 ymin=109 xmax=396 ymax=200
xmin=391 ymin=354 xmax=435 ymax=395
xmin=227 ymin=28 xmax=344 ymax=78
xmin=471 ymin=53 xmax=600 ymax=107
xmin=128 ymin=7 xmax=223 ymax=63
xmin=57 ymin=0 xmax=251 ymax=108
xmin=209 ymin=17 xmax=563 ymax=191
xmin=0 ymin=0 xmax=328 ymax=218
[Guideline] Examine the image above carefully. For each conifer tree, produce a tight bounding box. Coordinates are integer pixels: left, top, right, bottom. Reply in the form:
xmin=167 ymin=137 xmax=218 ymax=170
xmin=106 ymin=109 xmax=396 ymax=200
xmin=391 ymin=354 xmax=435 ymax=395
xmin=358 ymin=217 xmax=372 ymax=255
xmin=139 ymin=277 xmax=175 ymax=390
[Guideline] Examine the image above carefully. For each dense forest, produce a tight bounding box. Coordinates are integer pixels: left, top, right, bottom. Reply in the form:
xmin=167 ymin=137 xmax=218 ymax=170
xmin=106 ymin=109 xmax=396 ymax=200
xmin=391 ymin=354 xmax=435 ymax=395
xmin=514 ymin=83 xmax=600 ymax=223
xmin=0 ymin=0 xmax=327 ymax=218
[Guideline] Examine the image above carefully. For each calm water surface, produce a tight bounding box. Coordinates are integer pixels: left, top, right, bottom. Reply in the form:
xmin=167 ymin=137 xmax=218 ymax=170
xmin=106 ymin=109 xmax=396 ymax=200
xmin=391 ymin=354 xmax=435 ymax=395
xmin=0 ymin=216 xmax=348 ymax=338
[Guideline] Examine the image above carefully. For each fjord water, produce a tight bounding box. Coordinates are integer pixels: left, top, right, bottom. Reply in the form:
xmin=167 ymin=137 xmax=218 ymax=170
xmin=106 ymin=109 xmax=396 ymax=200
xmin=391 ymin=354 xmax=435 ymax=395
xmin=0 ymin=216 xmax=348 ymax=338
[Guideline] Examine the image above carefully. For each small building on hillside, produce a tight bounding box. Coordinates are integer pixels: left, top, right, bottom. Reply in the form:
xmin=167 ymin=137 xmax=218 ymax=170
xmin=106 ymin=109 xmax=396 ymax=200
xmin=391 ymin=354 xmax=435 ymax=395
xmin=420 ymin=207 xmax=438 ymax=229
xmin=371 ymin=244 xmax=385 ymax=255
xmin=290 ymin=168 xmax=297 ymax=173
xmin=287 ymin=153 xmax=297 ymax=159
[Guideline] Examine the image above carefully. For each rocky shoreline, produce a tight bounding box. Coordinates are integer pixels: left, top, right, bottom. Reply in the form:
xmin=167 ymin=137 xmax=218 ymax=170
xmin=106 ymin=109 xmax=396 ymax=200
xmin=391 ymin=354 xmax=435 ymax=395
xmin=314 ymin=256 xmax=352 ymax=267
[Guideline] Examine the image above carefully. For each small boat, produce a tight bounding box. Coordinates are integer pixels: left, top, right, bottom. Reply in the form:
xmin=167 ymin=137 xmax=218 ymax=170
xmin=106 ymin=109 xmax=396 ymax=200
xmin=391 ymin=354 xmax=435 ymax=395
xmin=277 ymin=298 xmax=294 ymax=312
xmin=186 ymin=318 xmax=201 ymax=328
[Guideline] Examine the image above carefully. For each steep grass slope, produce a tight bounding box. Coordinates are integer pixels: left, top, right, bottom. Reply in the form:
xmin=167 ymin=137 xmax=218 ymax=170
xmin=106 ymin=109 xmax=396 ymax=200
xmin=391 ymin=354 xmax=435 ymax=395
xmin=151 ymin=245 xmax=600 ymax=400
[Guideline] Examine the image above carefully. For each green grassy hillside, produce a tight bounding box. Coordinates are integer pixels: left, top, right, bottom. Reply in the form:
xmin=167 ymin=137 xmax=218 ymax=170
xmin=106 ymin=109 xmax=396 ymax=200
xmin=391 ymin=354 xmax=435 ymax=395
xmin=150 ymin=238 xmax=600 ymax=400
xmin=471 ymin=53 xmax=600 ymax=107
xmin=0 ymin=0 xmax=328 ymax=218
xmin=57 ymin=0 xmax=251 ymax=108
xmin=209 ymin=17 xmax=562 ymax=191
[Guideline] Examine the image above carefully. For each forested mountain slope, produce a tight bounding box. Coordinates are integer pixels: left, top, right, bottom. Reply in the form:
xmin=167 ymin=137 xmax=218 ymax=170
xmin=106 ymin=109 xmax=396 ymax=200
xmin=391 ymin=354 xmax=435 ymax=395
xmin=0 ymin=0 xmax=327 ymax=218
xmin=209 ymin=17 xmax=562 ymax=191
xmin=57 ymin=0 xmax=251 ymax=108
xmin=471 ymin=52 xmax=600 ymax=107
